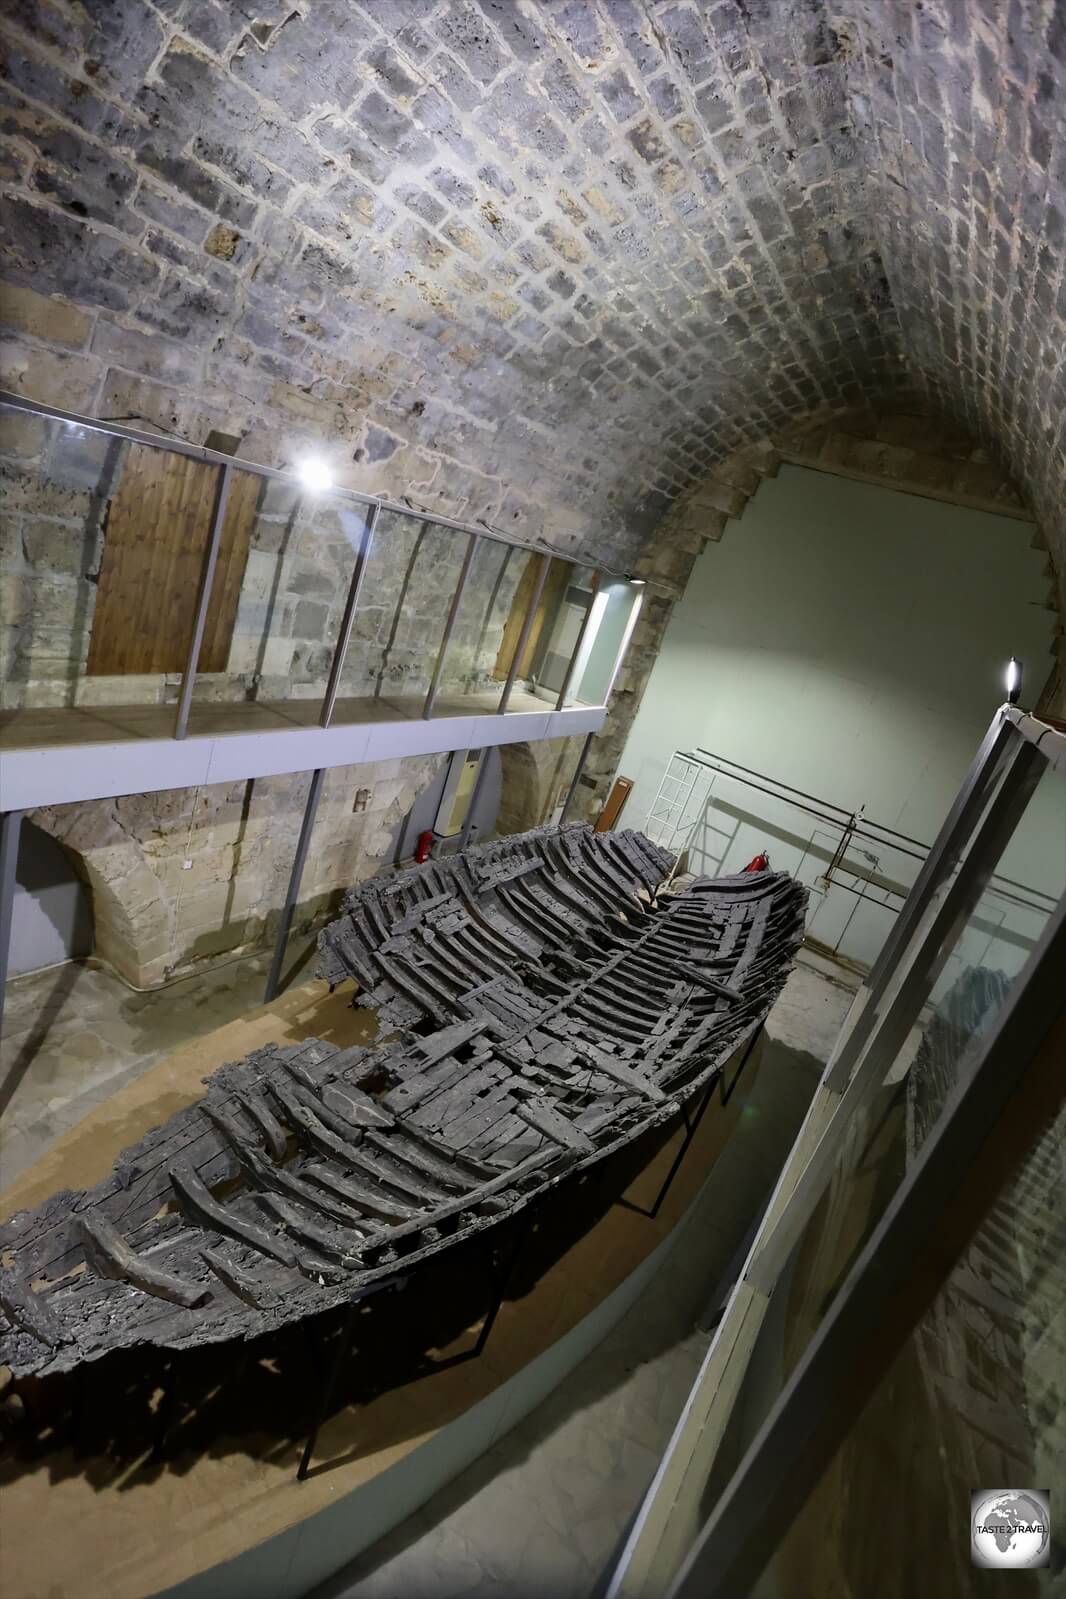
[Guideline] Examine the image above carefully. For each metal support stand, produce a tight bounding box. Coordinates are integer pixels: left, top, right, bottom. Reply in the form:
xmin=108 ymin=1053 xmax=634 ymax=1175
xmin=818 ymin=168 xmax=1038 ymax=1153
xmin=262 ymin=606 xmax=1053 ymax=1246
xmin=617 ymin=1081 xmax=716 ymax=1222
xmin=559 ymin=733 xmax=594 ymax=824
xmin=173 ymin=464 xmax=233 ymax=741
xmin=297 ymin=1268 xmax=409 ymax=1482
xmin=0 ymin=808 xmax=23 ymax=1045
xmin=617 ymin=1026 xmax=763 ymax=1222
xmin=719 ymin=1022 xmax=763 ymax=1108
xmin=423 ymin=533 xmax=480 ymax=720
xmin=298 ymin=1213 xmax=533 ymax=1482
xmin=264 ymin=767 xmax=325 ymax=1003
xmin=320 ymin=504 xmax=378 ymax=728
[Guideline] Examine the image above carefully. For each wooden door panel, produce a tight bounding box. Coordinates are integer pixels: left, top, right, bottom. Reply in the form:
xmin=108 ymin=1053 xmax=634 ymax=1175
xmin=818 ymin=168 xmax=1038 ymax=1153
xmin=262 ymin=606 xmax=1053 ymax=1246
xmin=87 ymin=446 xmax=258 ymax=676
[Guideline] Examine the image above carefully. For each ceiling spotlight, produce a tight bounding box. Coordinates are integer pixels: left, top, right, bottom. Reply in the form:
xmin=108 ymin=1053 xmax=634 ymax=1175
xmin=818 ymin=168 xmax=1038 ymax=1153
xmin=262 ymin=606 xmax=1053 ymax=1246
xmin=1005 ymin=655 xmax=1022 ymax=705
xmin=296 ymin=455 xmax=333 ymax=494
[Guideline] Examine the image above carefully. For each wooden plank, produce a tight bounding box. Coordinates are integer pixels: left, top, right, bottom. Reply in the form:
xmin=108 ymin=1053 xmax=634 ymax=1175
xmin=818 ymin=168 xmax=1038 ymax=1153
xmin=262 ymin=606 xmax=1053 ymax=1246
xmin=86 ymin=447 xmax=257 ymax=675
xmin=595 ymin=776 xmax=633 ymax=832
xmin=492 ymin=554 xmax=571 ymax=680
xmin=200 ymin=466 xmax=261 ymax=671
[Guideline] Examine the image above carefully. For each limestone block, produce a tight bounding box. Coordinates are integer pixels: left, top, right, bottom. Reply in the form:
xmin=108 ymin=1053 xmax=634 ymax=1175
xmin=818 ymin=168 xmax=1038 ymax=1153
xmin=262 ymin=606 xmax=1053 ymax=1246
xmin=0 ymin=283 xmax=93 ymax=349
xmin=0 ymin=338 xmax=102 ymax=412
xmin=258 ymin=637 xmax=296 ymax=675
xmin=0 ymin=411 xmax=49 ymax=460
xmin=1 ymin=462 xmax=96 ymax=521
xmin=21 ymin=518 xmax=96 ymax=575
xmin=73 ymin=674 xmax=168 ymax=706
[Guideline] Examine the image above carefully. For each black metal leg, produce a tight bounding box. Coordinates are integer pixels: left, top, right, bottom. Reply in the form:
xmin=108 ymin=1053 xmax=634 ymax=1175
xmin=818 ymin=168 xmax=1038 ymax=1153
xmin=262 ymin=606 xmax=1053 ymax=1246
xmin=265 ymin=767 xmax=325 ymax=1004
xmin=149 ymin=1357 xmax=178 ymax=1463
xmin=472 ymin=1212 xmax=531 ymax=1357
xmin=298 ymin=1300 xmax=358 ymax=1482
xmin=648 ymin=1076 xmax=716 ymax=1218
xmin=719 ymin=1022 xmax=764 ymax=1108
xmin=617 ymin=1073 xmax=719 ymax=1221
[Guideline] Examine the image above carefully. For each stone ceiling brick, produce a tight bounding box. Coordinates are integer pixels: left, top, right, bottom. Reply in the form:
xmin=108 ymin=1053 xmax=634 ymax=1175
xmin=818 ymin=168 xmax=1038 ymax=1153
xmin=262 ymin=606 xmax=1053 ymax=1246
xmin=0 ymin=0 xmax=1062 ymax=584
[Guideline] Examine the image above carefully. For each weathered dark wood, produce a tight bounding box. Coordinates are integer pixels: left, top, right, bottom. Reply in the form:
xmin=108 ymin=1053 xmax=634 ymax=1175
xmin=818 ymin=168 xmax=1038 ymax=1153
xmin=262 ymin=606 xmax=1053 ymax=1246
xmin=0 ymin=825 xmax=807 ymax=1377
xmin=79 ymin=1211 xmax=211 ymax=1309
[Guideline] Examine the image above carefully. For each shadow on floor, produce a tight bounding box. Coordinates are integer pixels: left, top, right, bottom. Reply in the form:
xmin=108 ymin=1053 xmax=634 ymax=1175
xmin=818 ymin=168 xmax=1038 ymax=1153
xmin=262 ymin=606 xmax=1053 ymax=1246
xmin=0 ymin=961 xmax=84 ymax=1119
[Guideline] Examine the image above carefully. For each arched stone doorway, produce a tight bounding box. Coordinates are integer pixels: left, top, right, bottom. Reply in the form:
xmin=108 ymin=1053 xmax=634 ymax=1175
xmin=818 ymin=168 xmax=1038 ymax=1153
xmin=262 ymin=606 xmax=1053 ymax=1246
xmin=10 ymin=820 xmax=93 ymax=977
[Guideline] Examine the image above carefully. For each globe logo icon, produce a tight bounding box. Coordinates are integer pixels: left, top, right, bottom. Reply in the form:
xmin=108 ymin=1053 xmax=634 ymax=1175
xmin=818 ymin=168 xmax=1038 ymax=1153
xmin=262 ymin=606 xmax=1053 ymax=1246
xmin=971 ymin=1490 xmax=1051 ymax=1569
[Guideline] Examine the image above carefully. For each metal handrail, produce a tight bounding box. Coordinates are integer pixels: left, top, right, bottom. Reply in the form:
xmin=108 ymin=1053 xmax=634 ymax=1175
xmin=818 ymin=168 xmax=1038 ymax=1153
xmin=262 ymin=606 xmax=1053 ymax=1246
xmin=1 ymin=390 xmax=644 ymax=739
xmin=0 ymin=389 xmax=638 ymax=581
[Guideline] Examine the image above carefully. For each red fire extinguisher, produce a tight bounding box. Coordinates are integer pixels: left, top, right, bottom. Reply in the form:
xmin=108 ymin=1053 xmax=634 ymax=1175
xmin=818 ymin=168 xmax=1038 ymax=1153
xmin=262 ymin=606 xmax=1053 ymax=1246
xmin=415 ymin=830 xmax=436 ymax=863
xmin=743 ymin=849 xmax=770 ymax=872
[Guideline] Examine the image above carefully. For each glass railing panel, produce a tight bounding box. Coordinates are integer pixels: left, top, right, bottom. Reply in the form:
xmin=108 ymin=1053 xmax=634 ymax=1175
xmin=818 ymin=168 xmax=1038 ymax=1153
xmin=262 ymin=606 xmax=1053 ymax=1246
xmin=346 ymin=512 xmax=479 ymax=717
xmin=185 ymin=476 xmax=376 ymax=728
xmin=782 ymin=756 xmax=1060 ymax=1355
xmin=1 ymin=404 xmax=178 ymax=728
xmin=422 ymin=536 xmax=527 ymax=716
xmin=609 ymin=734 xmax=1061 ymax=1599
xmin=746 ymin=1133 xmax=1061 ymax=1599
xmin=488 ymin=556 xmax=593 ymax=713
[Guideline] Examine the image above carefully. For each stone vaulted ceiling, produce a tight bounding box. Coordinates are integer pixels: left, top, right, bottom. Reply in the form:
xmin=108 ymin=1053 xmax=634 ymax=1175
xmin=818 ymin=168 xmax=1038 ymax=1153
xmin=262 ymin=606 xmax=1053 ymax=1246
xmin=0 ymin=0 xmax=1063 ymax=581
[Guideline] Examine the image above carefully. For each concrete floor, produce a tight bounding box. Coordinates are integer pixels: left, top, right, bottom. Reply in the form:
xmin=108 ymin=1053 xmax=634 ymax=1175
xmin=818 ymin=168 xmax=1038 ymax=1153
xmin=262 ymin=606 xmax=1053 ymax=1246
xmin=0 ymin=943 xmax=856 ymax=1599
xmin=0 ymin=936 xmax=320 ymax=1185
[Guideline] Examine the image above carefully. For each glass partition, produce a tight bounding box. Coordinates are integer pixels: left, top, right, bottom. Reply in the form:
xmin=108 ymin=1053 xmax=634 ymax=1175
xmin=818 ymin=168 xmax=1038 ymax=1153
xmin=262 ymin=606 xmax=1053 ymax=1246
xmin=606 ymin=709 xmax=1065 ymax=1599
xmin=568 ymin=577 xmax=645 ymax=708
xmin=1 ymin=406 xmax=130 ymax=720
xmin=359 ymin=514 xmax=479 ymax=716
xmin=0 ymin=393 xmax=635 ymax=746
xmin=420 ymin=535 xmax=524 ymax=716
xmin=181 ymin=474 xmax=384 ymax=729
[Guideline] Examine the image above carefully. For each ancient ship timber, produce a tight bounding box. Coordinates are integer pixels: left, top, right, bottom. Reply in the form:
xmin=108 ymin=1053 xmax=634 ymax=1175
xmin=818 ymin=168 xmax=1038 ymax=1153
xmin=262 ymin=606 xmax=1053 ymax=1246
xmin=0 ymin=825 xmax=806 ymax=1379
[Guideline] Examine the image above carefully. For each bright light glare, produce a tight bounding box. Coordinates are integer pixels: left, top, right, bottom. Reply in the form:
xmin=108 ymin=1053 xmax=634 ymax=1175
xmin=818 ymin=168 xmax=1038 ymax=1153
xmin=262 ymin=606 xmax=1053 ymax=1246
xmin=1005 ymin=655 xmax=1021 ymax=700
xmin=296 ymin=455 xmax=333 ymax=494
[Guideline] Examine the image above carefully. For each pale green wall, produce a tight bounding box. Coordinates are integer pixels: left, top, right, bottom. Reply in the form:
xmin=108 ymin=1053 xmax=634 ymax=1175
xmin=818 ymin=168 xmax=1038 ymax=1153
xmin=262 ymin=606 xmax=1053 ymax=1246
xmin=619 ymin=465 xmax=1061 ymax=972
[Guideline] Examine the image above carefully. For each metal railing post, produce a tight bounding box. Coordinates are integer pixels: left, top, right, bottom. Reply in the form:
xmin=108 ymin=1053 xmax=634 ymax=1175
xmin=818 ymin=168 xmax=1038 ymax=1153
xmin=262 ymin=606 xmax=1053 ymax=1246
xmin=559 ymin=733 xmax=594 ymax=824
xmin=0 ymin=809 xmax=23 ymax=1045
xmin=459 ymin=749 xmax=491 ymax=849
xmin=319 ymin=504 xmax=379 ymax=728
xmin=555 ymin=573 xmax=602 ymax=711
xmin=497 ymin=552 xmax=551 ymax=714
xmin=422 ymin=533 xmax=480 ymax=720
xmin=173 ymin=463 xmax=233 ymax=741
xmin=264 ymin=767 xmax=325 ymax=1003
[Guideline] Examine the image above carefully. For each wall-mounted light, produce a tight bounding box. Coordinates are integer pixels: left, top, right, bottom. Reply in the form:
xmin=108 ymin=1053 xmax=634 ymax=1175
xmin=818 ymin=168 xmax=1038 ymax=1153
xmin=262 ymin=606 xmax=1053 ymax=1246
xmin=296 ymin=455 xmax=333 ymax=494
xmin=1005 ymin=656 xmax=1023 ymax=705
xmin=629 ymin=578 xmax=647 ymax=587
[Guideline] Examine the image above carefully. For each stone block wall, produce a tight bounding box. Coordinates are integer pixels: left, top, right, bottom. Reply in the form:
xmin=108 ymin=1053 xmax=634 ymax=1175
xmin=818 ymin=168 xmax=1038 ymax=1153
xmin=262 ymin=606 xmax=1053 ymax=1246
xmin=1 ymin=408 xmax=124 ymax=704
xmin=0 ymin=0 xmax=916 ymax=578
xmin=32 ymin=752 xmax=447 ymax=985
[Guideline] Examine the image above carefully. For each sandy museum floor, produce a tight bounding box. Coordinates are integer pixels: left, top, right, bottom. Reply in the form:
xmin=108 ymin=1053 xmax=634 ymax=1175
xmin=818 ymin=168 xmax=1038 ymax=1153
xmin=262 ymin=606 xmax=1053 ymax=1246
xmin=0 ymin=942 xmax=855 ymax=1599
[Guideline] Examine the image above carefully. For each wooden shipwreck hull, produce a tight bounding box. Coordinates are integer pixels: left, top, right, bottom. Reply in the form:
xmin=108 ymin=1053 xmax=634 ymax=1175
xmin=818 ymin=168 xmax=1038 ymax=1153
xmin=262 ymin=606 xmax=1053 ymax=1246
xmin=0 ymin=825 xmax=806 ymax=1379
